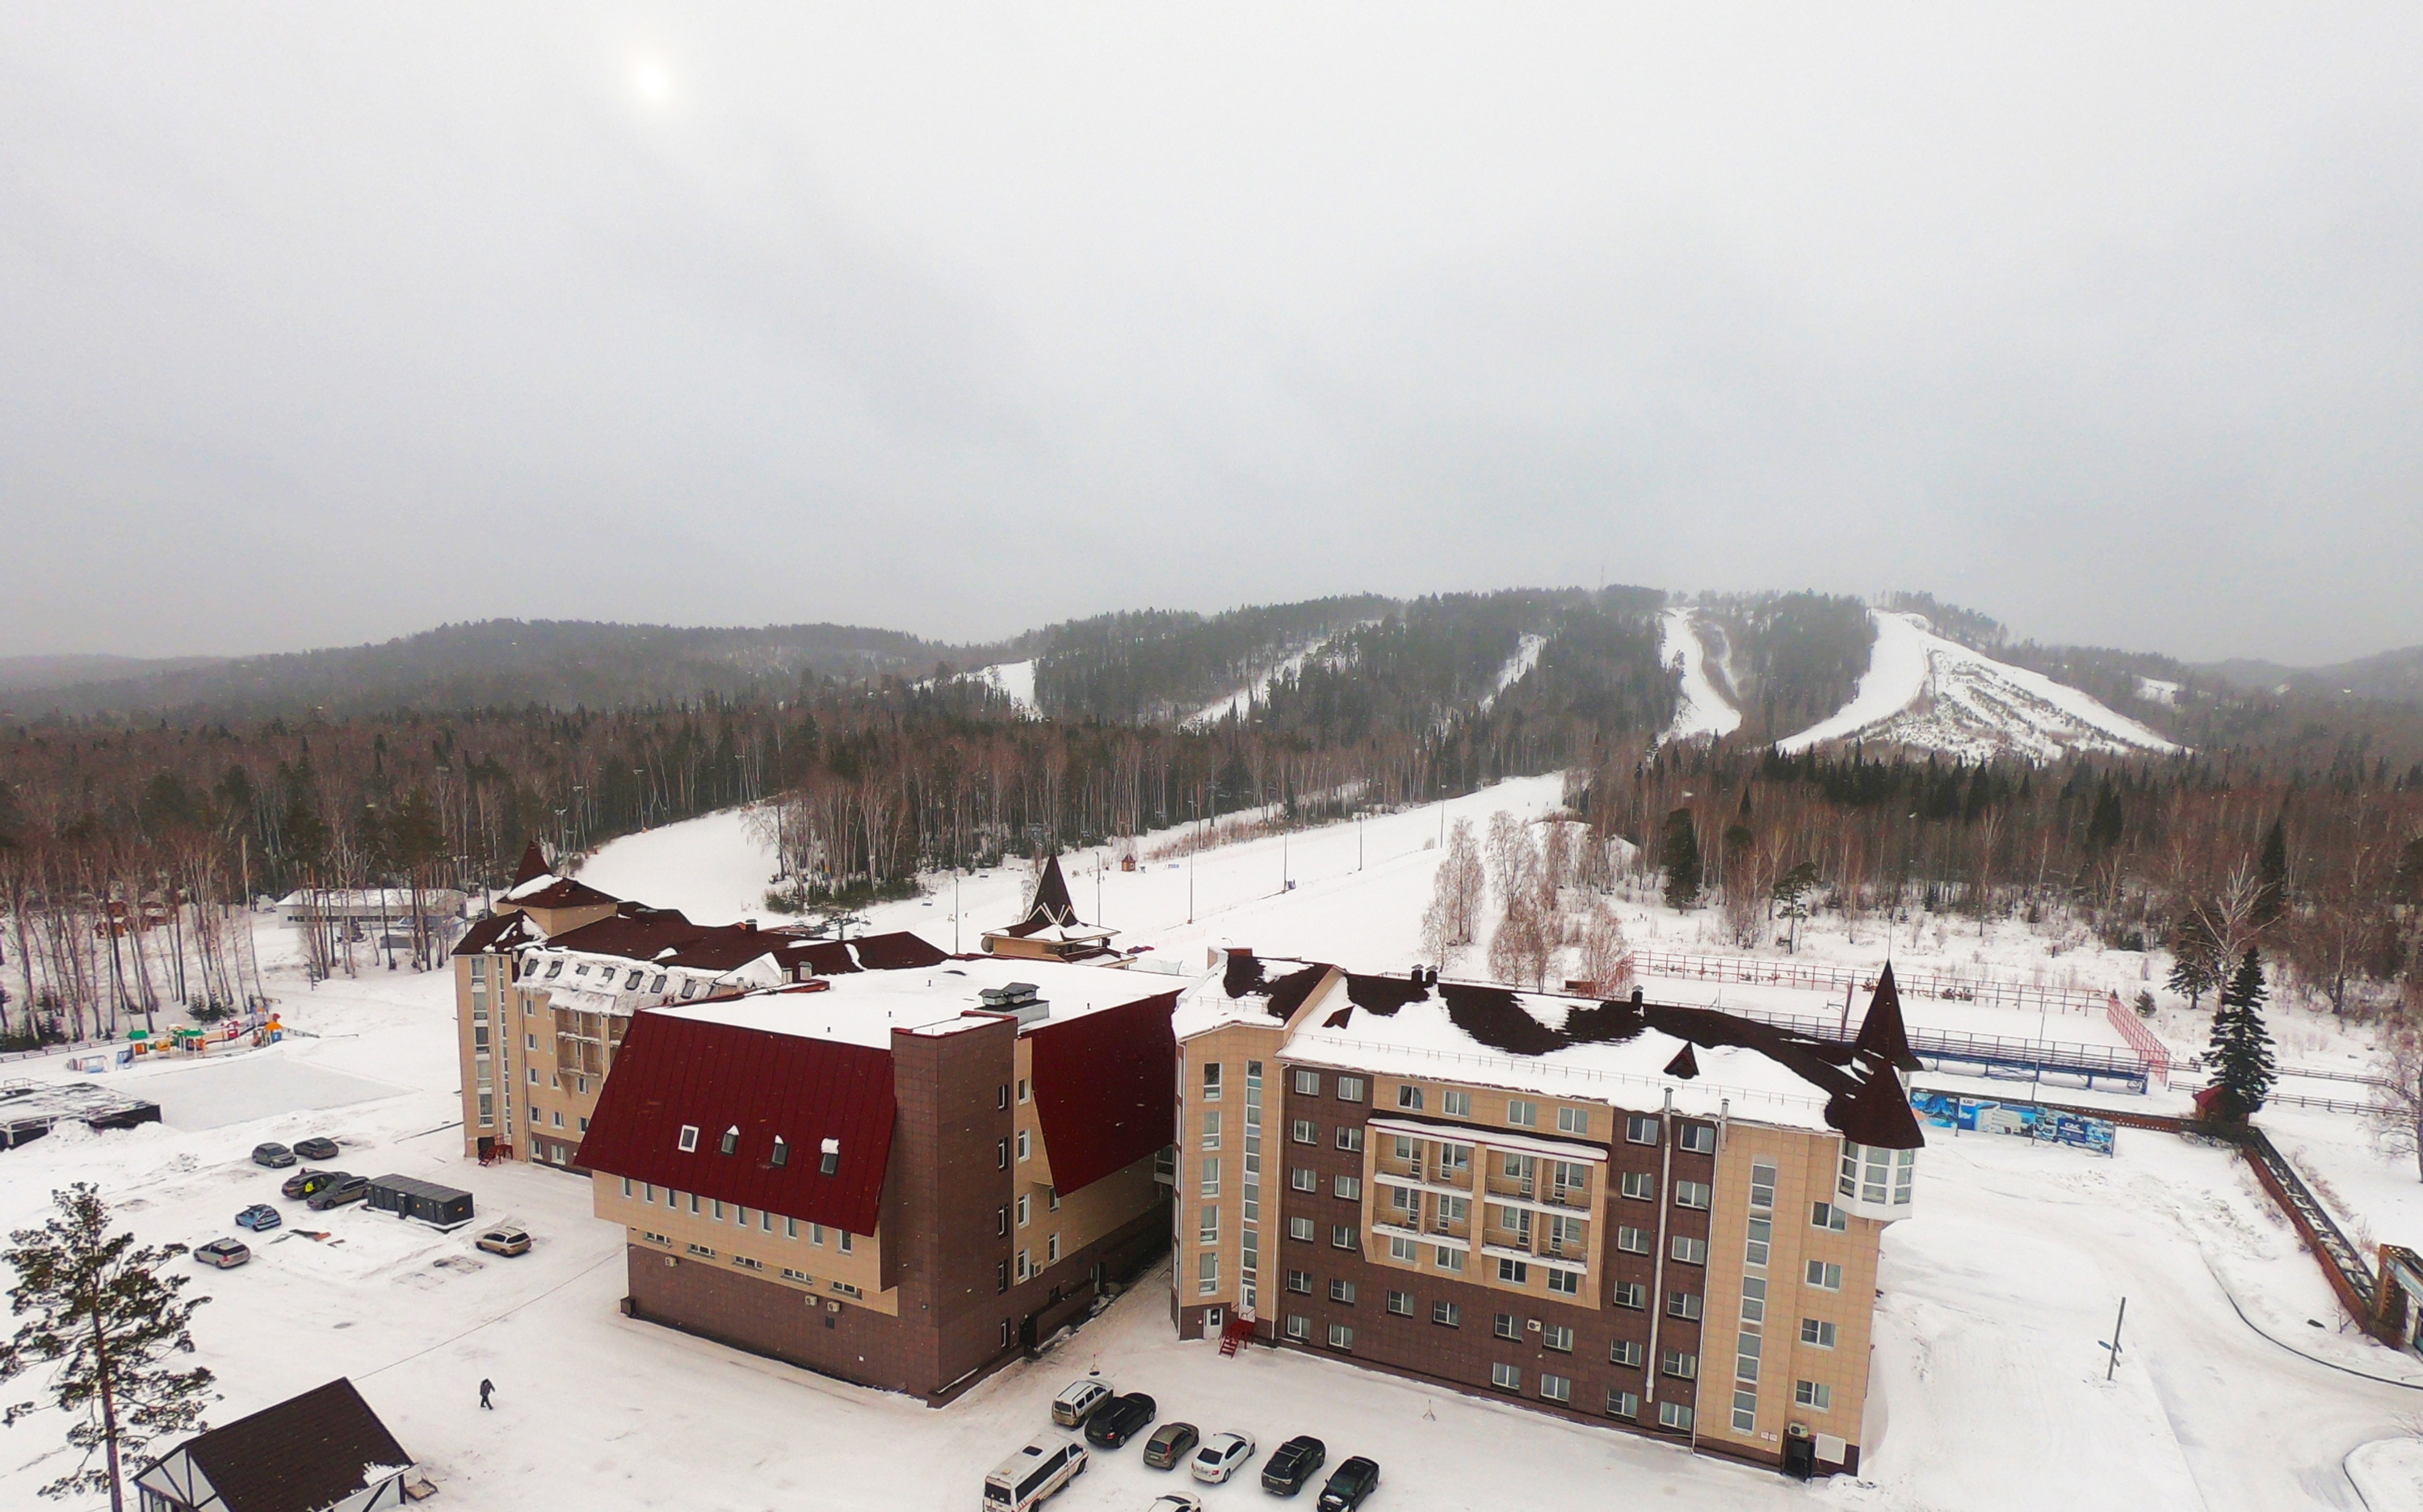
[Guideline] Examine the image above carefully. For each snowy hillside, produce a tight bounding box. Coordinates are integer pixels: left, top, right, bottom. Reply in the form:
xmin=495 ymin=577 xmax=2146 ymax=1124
xmin=1182 ymin=635 xmax=1339 ymax=728
xmin=1778 ymin=610 xmax=2182 ymax=760
xmin=1659 ymin=609 xmax=1741 ymax=744
xmin=1471 ymin=632 xmax=1547 ymax=716
xmin=969 ymin=659 xmax=1037 ymax=714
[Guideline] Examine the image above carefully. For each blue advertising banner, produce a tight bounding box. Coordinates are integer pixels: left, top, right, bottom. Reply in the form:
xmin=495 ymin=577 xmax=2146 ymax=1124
xmin=1911 ymin=1090 xmax=2116 ymax=1156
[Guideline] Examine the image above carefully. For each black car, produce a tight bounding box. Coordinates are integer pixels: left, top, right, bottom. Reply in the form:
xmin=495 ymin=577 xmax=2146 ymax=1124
xmin=1316 ymin=1457 xmax=1379 ymax=1511
xmin=1083 ymin=1392 xmax=1158 ymax=1449
xmin=1142 ymin=1421 xmax=1200 ymax=1470
xmin=305 ymin=1174 xmax=369 ymax=1211
xmin=292 ymin=1136 xmax=341 ymax=1162
xmin=1262 ymin=1436 xmax=1326 ymax=1496
xmin=250 ymin=1142 xmax=296 ymax=1169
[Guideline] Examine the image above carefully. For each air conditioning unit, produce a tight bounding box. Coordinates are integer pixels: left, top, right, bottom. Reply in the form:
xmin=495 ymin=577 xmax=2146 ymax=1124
xmin=1526 ymin=1319 xmax=1543 ymax=1332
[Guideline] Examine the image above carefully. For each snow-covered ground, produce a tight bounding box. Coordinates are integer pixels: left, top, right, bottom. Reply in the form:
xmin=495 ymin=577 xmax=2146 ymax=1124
xmin=6 ymin=780 xmax=2421 ymax=1510
xmin=1778 ymin=611 xmax=2179 ymax=761
xmin=1472 ymin=632 xmax=1547 ymax=717
xmin=1182 ymin=636 xmax=1338 ymax=728
xmin=1661 ymin=608 xmax=1742 ymax=744
xmin=971 ymin=659 xmax=1039 ymax=713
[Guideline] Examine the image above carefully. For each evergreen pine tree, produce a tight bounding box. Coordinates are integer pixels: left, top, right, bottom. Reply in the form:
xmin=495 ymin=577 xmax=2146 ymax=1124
xmin=2205 ymin=947 xmax=2278 ymax=1121
xmin=2254 ymin=817 xmax=2289 ymax=925
xmin=2086 ymin=783 xmax=2125 ymax=850
xmin=2166 ymin=914 xmax=2220 ymax=1010
xmin=1662 ymin=807 xmax=1702 ymax=910
xmin=0 ymin=1184 xmax=216 ymax=1509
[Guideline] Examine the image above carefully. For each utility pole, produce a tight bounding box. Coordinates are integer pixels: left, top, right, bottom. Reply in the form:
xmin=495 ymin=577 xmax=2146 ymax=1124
xmin=2100 ymin=1297 xmax=2127 ymax=1380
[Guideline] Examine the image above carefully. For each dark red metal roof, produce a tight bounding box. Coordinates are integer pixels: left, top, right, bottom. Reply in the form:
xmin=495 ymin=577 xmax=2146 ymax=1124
xmin=1027 ymin=990 xmax=1178 ymax=1195
xmin=572 ymin=1012 xmax=896 ymax=1234
xmin=157 ymin=1377 xmax=409 ymax=1512
xmin=506 ymin=875 xmax=619 ymax=911
xmin=451 ymin=912 xmax=539 ymax=957
xmin=850 ymin=931 xmax=948 ymax=971
xmin=512 ymin=838 xmax=550 ymax=886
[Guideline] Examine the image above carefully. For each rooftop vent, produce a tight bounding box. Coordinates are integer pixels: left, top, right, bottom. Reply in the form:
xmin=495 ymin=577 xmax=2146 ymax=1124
xmin=978 ymin=981 xmax=1050 ymax=1025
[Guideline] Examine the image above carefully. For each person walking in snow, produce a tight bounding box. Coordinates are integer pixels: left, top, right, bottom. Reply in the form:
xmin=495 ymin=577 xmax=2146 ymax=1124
xmin=479 ymin=1378 xmax=494 ymax=1410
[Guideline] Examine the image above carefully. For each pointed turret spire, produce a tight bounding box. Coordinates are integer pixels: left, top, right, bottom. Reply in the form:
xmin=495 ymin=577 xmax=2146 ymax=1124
xmin=1853 ymin=961 xmax=1922 ymax=1074
xmin=513 ymin=838 xmax=551 ymax=887
xmin=1019 ymin=854 xmax=1079 ymax=930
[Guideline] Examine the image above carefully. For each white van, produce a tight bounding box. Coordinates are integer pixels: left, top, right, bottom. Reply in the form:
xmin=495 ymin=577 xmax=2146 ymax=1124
xmin=983 ymin=1439 xmax=1088 ymax=1510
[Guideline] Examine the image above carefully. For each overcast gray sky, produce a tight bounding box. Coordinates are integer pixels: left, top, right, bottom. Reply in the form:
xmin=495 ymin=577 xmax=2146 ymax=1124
xmin=2 ymin=4 xmax=2418 ymax=665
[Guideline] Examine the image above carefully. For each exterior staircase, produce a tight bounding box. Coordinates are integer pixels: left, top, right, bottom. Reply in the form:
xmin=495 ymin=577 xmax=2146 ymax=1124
xmin=1217 ymin=1312 xmax=1257 ymax=1358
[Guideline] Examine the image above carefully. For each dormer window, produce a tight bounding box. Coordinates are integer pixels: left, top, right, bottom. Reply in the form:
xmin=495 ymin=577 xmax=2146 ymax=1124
xmin=574 ymin=964 xmax=590 ymax=977
xmin=649 ymin=974 xmax=667 ymax=993
xmin=771 ymin=1136 xmax=790 ymax=1168
xmin=819 ymin=1137 xmax=840 ymax=1176
xmin=677 ymin=1124 xmax=699 ymax=1153
xmin=720 ymin=1126 xmax=740 ymax=1156
xmin=545 ymin=961 xmax=564 ymax=979
xmin=626 ymin=970 xmax=645 ymax=991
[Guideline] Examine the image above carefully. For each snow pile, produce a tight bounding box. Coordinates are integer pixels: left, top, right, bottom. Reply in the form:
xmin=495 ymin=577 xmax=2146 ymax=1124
xmin=1659 ymin=609 xmax=1741 ymax=744
xmin=1472 ymin=632 xmax=1547 ymax=716
xmin=1778 ymin=611 xmax=2181 ymax=760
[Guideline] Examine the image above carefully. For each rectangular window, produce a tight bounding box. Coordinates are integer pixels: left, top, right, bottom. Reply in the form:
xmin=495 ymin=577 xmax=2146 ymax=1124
xmin=1617 ymin=1225 xmax=1651 ymax=1254
xmin=1291 ymin=1167 xmax=1316 ymax=1193
xmin=677 ymin=1124 xmax=699 ymax=1153
xmin=1608 ymin=1389 xmax=1640 ymax=1420
xmin=1331 ymin=1225 xmax=1356 ymax=1250
xmin=1677 ymin=1123 xmax=1715 ymax=1154
xmin=1493 ymin=1312 xmax=1522 ymax=1341
xmin=1741 ymin=1275 xmax=1767 ymax=1324
xmin=1505 ymin=1098 xmax=1538 ymax=1128
xmin=1329 ymin=1278 xmax=1357 ymax=1304
xmin=1286 ymin=1313 xmax=1312 ymax=1340
xmin=1801 ymin=1317 xmax=1838 ymax=1349
xmin=1806 ymin=1261 xmax=1843 ymax=1291
xmin=1292 ymin=1069 xmax=1321 ymax=1096
xmin=1333 ymin=1174 xmax=1362 ymax=1201
xmin=1542 ymin=1323 xmax=1574 ymax=1352
xmin=619 ymin=1177 xmax=632 ymax=1198
xmin=1438 ymin=1144 xmax=1472 ymax=1179
xmin=838 ymin=1232 xmax=852 ymax=1254
xmin=1613 ymin=1281 xmax=1646 ymax=1309
xmin=1671 ymin=1235 xmax=1708 ymax=1266
xmin=1287 ymin=1269 xmax=1312 ymax=1294
xmin=1497 ymin=1258 xmax=1530 ymax=1285
xmin=1626 ymin=1113 xmax=1660 ymax=1144
xmin=1736 ymin=1329 xmax=1762 ymax=1383
xmin=1661 ymin=1350 xmax=1698 ymax=1380
xmin=1657 ymin=1401 xmax=1694 ymax=1432
xmin=686 ymin=1243 xmax=716 ymax=1258
xmin=1016 ymin=1130 xmax=1031 ymax=1161
xmin=1540 ymin=1372 xmax=1572 ymax=1404
xmin=1388 ymin=1234 xmax=1417 ymax=1263
xmin=1433 ymin=1300 xmax=1462 ymax=1326
xmin=1490 ymin=1363 xmax=1522 ymax=1392
xmin=1396 ymin=1085 xmax=1425 ymax=1111
xmin=1199 ymin=1207 xmax=1218 ymax=1244
xmin=1291 ymin=1119 xmax=1316 ymax=1144
xmin=1749 ymin=1161 xmax=1778 ymax=1212
xmin=1334 ymin=1126 xmax=1363 ymax=1153
xmin=1328 ymin=1324 xmax=1354 ymax=1351
xmin=1017 ymin=1077 xmax=1030 ymax=1104
xmin=1201 ymin=1159 xmax=1221 ymax=1198
xmin=1288 ymin=1216 xmax=1314 ymax=1242
xmin=1732 ymin=1388 xmax=1758 ymax=1434
xmin=1047 ymin=1234 xmax=1060 ymax=1263
xmin=1386 ymin=1289 xmax=1413 ymax=1316
xmin=1674 ymin=1181 xmax=1712 ymax=1211
xmin=1197 ymin=1251 xmax=1218 ymax=1294
xmin=995 ymin=1207 xmax=1008 ymax=1237
xmin=1201 ymin=1111 xmax=1222 ymax=1149
xmin=1611 ymin=1338 xmax=1644 ymax=1367
xmin=1436 ymin=1245 xmax=1466 ymax=1272
xmin=1335 ymin=1076 xmax=1366 ymax=1102
xmin=1745 ymin=1217 xmax=1773 ymax=1268
xmin=1442 ymin=1090 xmax=1471 ymax=1117
xmin=1203 ymin=1063 xmax=1222 ymax=1101
xmin=1667 ymin=1290 xmax=1703 ymax=1321
xmin=1556 ymin=1107 xmax=1589 ymax=1136
xmin=1621 ymin=1171 xmax=1655 ymax=1201
xmin=1812 ymin=1201 xmax=1848 ymax=1232
xmin=1795 ymin=1380 xmax=1833 ymax=1411
xmin=997 ymin=1137 xmax=1010 ymax=1170
xmin=1546 ymin=1267 xmax=1580 ymax=1296
xmin=810 ymin=1224 xmax=825 ymax=1245
xmin=1018 ymin=1194 xmax=1031 ymax=1228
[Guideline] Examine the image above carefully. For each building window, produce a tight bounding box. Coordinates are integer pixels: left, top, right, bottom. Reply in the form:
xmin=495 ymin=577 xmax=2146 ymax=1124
xmin=1611 ymin=1338 xmax=1644 ymax=1367
xmin=1201 ymin=1159 xmax=1221 ymax=1198
xmin=997 ymin=1138 xmax=1009 ymax=1170
xmin=1292 ymin=1069 xmax=1321 ymax=1096
xmin=1661 ymin=1350 xmax=1698 ymax=1380
xmin=1505 ymin=1098 xmax=1538 ymax=1128
xmin=1386 ymin=1289 xmax=1413 ymax=1316
xmin=1438 ymin=1144 xmax=1472 ymax=1179
xmin=1199 ymin=1207 xmax=1219 ymax=1244
xmin=1556 ymin=1107 xmax=1588 ymax=1136
xmin=1490 ymin=1363 xmax=1522 ymax=1392
xmin=996 ymin=1207 xmax=1009 ymax=1237
xmin=1621 ymin=1171 xmax=1655 ymax=1201
xmin=1749 ymin=1161 xmax=1778 ymax=1212
xmin=1736 ymin=1329 xmax=1762 ymax=1383
xmin=1741 ymin=1275 xmax=1767 ymax=1323
xmin=1613 ymin=1282 xmax=1646 ymax=1309
xmin=1333 ymin=1175 xmax=1362 ymax=1201
xmin=1203 ymin=1063 xmax=1222 ymax=1101
xmin=1674 ymin=1181 xmax=1711 ymax=1211
xmin=1388 ymin=1235 xmax=1417 ymax=1263
xmin=1018 ymin=1077 xmax=1030 ymax=1104
xmin=1546 ymin=1267 xmax=1580 ymax=1296
xmin=1801 ymin=1317 xmax=1838 ymax=1349
xmin=1497 ymin=1258 xmax=1529 ymax=1285
xmin=1396 ymin=1085 xmax=1425 ymax=1111
xmin=1795 ymin=1380 xmax=1833 ymax=1411
xmin=550 ymin=1111 xmax=564 ymax=1128
xmin=788 ymin=1266 xmax=815 ymax=1285
xmin=1291 ymin=1119 xmax=1316 ymax=1144
xmin=996 ymin=1260 xmax=1010 ymax=1293
xmin=1286 ymin=1314 xmax=1312 ymax=1340
xmin=809 ymin=1224 xmax=825 ymax=1245
xmin=1018 ymin=1194 xmax=1031 ymax=1228
xmin=1812 ymin=1201 xmax=1848 ymax=1232
xmin=1626 ymin=1114 xmax=1660 ymax=1144
xmin=1677 ymin=1123 xmax=1715 ymax=1154
xmin=619 ymin=1177 xmax=632 ymax=1198
xmin=1328 ymin=1324 xmax=1354 ymax=1351
xmin=1433 ymin=1300 xmax=1462 ymax=1327
xmin=1047 ymin=1187 xmax=1060 ymax=1212
xmin=643 ymin=1231 xmax=672 ymax=1247
xmin=1608 ymin=1389 xmax=1640 ymax=1420
xmin=837 ymin=1232 xmax=852 ymax=1254
xmin=1016 ymin=1130 xmax=1031 ymax=1161
xmin=1288 ymin=1216 xmax=1314 ymax=1242
xmin=1287 ymin=1270 xmax=1312 ymax=1294
xmin=1542 ymin=1323 xmax=1574 ymax=1352
xmin=1806 ymin=1261 xmax=1843 ymax=1291
xmin=1335 ymin=1076 xmax=1366 ymax=1102
xmin=1617 ymin=1225 xmax=1651 ymax=1254
xmin=1745 ymin=1217 xmax=1772 ymax=1267
xmin=1657 ymin=1401 xmax=1694 ymax=1432
xmin=678 ymin=1124 xmax=699 ymax=1153
xmin=1671 ymin=1236 xmax=1708 ymax=1266
xmin=1540 ymin=1373 xmax=1572 ymax=1404
xmin=1442 ymin=1090 xmax=1472 ymax=1117
xmin=1436 ymin=1245 xmax=1466 ymax=1273
xmin=831 ymin=1281 xmax=861 ymax=1299
xmin=686 ymin=1243 xmax=716 ymax=1258
xmin=1001 ymin=1319 xmax=1013 ymax=1349
xmin=1291 ymin=1167 xmax=1317 ymax=1192
xmin=1668 ymin=1291 xmax=1703 ymax=1321
xmin=733 ymin=1255 xmax=763 ymax=1271
xmin=1494 ymin=1312 xmax=1519 ymax=1340
xmin=719 ymin=1126 xmax=739 ymax=1155
xmin=1331 ymin=1225 xmax=1356 ymax=1250
xmin=1732 ymin=1389 xmax=1758 ymax=1434
xmin=1048 ymin=1234 xmax=1060 ymax=1264
xmin=997 ymin=1085 xmax=1010 ymax=1111
xmin=1329 ymin=1279 xmax=1356 ymax=1304
xmin=1334 ymin=1126 xmax=1363 ymax=1153
xmin=1202 ymin=1111 xmax=1222 ymax=1150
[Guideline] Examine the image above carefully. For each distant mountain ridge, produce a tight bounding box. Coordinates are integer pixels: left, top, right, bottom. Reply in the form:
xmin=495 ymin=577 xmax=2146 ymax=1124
xmin=2198 ymin=644 xmax=2423 ymax=703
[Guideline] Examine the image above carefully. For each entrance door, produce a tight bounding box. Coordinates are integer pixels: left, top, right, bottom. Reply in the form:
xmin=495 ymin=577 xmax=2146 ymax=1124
xmin=1018 ymin=1313 xmax=1038 ymax=1351
xmin=1202 ymin=1306 xmax=1224 ymax=1341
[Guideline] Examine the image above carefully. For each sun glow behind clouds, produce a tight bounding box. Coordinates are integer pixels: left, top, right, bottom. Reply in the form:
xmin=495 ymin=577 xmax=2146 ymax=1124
xmin=631 ymin=55 xmax=673 ymax=107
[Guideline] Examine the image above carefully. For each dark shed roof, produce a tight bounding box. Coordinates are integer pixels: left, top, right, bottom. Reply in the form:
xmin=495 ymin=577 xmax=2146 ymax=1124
xmin=153 ymin=1377 xmax=408 ymax=1512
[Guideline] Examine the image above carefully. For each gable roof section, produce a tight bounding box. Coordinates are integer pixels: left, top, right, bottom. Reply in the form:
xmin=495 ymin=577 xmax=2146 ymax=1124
xmin=573 ymin=1011 xmax=896 ymax=1233
xmin=1027 ymin=989 xmax=1178 ymax=1194
xmin=451 ymin=911 xmax=540 ymax=958
xmin=513 ymin=838 xmax=550 ymax=886
xmin=156 ymin=1377 xmax=408 ymax=1512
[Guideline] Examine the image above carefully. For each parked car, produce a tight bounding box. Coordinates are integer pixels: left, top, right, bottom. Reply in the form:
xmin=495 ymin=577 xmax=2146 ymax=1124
xmin=1262 ymin=1436 xmax=1326 ymax=1496
xmin=292 ymin=1136 xmax=341 ymax=1161
xmin=1145 ymin=1497 xmax=1204 ymax=1512
xmin=1050 ymin=1376 xmax=1117 ymax=1427
xmin=194 ymin=1237 xmax=250 ymax=1269
xmin=250 ymin=1142 xmax=295 ymax=1168
xmin=1191 ymin=1432 xmax=1257 ymax=1485
xmin=1084 ymin=1392 xmax=1157 ymax=1449
xmin=280 ymin=1169 xmax=336 ymax=1200
xmin=984 ymin=1438 xmax=1087 ymax=1510
xmin=233 ymin=1203 xmax=281 ymax=1232
xmin=1142 ymin=1422 xmax=1200 ymax=1470
xmin=305 ymin=1174 xmax=369 ymax=1211
xmin=1316 ymin=1457 xmax=1380 ymax=1511
xmin=475 ymin=1227 xmax=532 ymax=1257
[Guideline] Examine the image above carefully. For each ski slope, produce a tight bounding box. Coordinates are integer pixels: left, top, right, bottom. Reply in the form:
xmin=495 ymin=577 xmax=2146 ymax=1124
xmin=970 ymin=659 xmax=1038 ymax=714
xmin=1777 ymin=611 xmax=2181 ymax=760
xmin=1182 ymin=636 xmax=1334 ymax=728
xmin=1659 ymin=609 xmax=1741 ymax=744
xmin=1472 ymin=632 xmax=1547 ymax=716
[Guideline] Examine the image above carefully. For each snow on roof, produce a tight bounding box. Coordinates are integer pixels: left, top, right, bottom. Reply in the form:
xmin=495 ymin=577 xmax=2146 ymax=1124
xmin=1172 ymin=950 xmax=1334 ymax=1039
xmin=657 ymin=956 xmax=1182 ymax=1049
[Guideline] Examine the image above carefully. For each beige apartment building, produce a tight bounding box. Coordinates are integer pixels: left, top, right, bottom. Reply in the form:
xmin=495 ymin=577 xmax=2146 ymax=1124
xmin=1170 ymin=951 xmax=1921 ymax=1478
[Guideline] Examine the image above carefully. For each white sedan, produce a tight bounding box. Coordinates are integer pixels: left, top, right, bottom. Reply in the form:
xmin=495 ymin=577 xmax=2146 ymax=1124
xmin=1190 ymin=1432 xmax=1257 ymax=1485
xmin=1144 ymin=1497 xmax=1203 ymax=1512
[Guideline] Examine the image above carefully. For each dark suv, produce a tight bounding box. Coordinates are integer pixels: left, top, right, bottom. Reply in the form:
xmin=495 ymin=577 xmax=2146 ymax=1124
xmin=1262 ymin=1436 xmax=1326 ymax=1496
xmin=1316 ymin=1457 xmax=1380 ymax=1510
xmin=1083 ymin=1392 xmax=1158 ymax=1449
